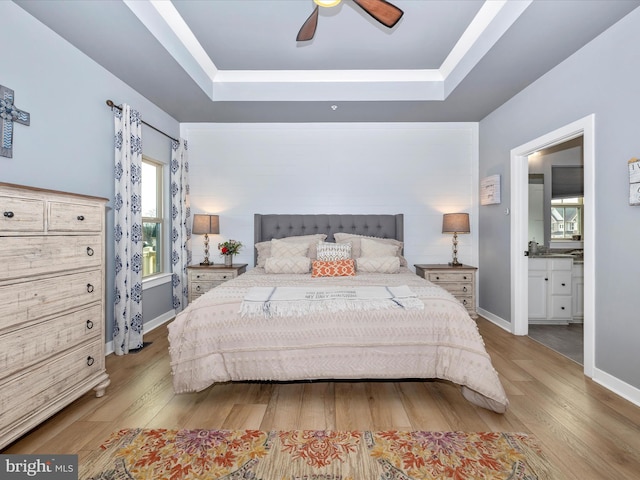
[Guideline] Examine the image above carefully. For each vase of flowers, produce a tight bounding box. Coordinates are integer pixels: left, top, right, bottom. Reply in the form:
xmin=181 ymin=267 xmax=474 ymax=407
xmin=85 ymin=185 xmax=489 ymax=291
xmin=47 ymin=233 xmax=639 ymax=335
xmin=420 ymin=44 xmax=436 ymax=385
xmin=218 ymin=239 xmax=242 ymax=266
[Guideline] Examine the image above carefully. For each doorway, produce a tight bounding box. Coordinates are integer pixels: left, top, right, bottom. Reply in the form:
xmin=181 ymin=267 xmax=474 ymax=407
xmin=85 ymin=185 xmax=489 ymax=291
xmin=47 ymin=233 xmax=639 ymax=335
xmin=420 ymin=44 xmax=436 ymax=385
xmin=510 ymin=115 xmax=595 ymax=378
xmin=527 ymin=138 xmax=584 ymax=364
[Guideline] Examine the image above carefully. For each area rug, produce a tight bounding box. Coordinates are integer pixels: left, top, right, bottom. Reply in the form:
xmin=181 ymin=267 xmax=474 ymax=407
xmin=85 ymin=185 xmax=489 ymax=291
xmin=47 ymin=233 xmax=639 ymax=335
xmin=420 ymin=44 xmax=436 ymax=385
xmin=80 ymin=429 xmax=559 ymax=480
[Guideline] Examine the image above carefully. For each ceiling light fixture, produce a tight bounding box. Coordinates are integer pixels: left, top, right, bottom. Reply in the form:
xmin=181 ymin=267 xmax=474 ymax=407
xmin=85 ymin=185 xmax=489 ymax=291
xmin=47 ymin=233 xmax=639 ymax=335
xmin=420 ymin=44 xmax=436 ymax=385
xmin=314 ymin=0 xmax=342 ymax=7
xmin=297 ymin=0 xmax=403 ymax=42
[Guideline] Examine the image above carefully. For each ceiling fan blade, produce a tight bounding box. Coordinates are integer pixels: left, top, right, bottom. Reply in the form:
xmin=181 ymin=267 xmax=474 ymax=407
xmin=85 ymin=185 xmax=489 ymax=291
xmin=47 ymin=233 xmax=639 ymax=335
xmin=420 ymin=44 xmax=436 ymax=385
xmin=352 ymin=0 xmax=404 ymax=28
xmin=297 ymin=5 xmax=319 ymax=41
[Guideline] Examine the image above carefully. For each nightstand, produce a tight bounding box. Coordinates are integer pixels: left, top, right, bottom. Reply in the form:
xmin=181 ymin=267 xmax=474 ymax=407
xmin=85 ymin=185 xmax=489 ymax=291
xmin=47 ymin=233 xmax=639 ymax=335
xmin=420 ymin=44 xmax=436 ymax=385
xmin=414 ymin=264 xmax=478 ymax=319
xmin=187 ymin=264 xmax=248 ymax=302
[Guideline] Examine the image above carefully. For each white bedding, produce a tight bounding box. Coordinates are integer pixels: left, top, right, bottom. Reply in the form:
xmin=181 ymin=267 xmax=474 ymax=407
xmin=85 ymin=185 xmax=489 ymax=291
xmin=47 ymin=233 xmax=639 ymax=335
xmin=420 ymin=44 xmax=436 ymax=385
xmin=168 ymin=267 xmax=509 ymax=413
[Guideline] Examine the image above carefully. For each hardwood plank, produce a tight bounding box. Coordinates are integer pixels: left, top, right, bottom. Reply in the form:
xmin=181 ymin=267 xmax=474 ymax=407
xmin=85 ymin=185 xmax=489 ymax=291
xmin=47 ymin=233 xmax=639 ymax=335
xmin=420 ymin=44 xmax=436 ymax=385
xmin=2 ymin=315 xmax=640 ymax=480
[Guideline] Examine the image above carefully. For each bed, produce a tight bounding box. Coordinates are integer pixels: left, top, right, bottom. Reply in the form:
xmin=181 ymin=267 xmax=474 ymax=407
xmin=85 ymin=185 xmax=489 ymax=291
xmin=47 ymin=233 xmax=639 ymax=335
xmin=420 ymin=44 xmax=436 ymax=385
xmin=168 ymin=214 xmax=508 ymax=413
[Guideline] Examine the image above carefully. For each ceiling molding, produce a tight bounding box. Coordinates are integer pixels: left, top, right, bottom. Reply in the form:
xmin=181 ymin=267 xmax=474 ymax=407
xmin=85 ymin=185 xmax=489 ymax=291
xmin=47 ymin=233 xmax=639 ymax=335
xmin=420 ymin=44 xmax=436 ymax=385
xmin=127 ymin=0 xmax=531 ymax=103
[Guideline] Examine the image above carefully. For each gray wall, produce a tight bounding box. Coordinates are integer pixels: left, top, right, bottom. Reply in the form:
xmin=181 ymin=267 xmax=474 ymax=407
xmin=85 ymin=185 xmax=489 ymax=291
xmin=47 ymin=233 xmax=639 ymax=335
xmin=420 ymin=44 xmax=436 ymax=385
xmin=479 ymin=7 xmax=640 ymax=388
xmin=1 ymin=1 xmax=179 ymax=344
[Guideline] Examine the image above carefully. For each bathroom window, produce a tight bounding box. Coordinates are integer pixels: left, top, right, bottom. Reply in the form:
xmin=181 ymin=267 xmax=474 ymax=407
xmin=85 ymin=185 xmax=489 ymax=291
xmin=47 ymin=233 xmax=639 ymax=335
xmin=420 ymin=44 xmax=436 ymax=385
xmin=551 ymin=197 xmax=583 ymax=240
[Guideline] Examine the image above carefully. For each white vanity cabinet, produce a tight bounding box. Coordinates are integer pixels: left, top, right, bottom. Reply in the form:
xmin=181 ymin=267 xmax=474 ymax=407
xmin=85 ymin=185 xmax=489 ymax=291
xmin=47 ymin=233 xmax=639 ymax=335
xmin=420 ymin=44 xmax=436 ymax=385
xmin=572 ymin=263 xmax=584 ymax=321
xmin=528 ymin=257 xmax=573 ymax=324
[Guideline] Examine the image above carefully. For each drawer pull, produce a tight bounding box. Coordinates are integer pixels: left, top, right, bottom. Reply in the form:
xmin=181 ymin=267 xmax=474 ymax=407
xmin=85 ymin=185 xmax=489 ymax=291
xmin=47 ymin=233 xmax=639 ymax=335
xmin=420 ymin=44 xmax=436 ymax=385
xmin=463 ymin=286 xmax=468 ymax=292
xmin=462 ymin=299 xmax=468 ymax=305
xmin=196 ymin=285 xmax=202 ymax=292
xmin=86 ymin=356 xmax=95 ymax=367
xmin=561 ymin=306 xmax=565 ymax=310
xmin=435 ymin=276 xmax=440 ymax=280
xmin=561 ymin=282 xmax=566 ymax=287
xmin=86 ymin=283 xmax=95 ymax=293
xmin=86 ymin=319 xmax=94 ymax=329
xmin=463 ymin=276 xmax=468 ymax=280
xmin=86 ymin=246 xmax=95 ymax=256
xmin=3 ymin=211 xmax=14 ymax=218
xmin=545 ymin=278 xmax=548 ymax=281
xmin=77 ymin=215 xmax=85 ymax=221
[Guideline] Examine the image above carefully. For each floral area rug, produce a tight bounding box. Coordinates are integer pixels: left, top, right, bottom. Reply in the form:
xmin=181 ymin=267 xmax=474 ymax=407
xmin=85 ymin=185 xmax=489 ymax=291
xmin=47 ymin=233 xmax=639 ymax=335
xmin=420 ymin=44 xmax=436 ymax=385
xmin=81 ymin=429 xmax=560 ymax=480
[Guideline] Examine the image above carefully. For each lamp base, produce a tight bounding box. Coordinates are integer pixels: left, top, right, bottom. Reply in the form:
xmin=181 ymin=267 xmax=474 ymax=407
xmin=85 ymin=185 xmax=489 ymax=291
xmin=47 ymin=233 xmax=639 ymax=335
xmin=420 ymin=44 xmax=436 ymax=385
xmin=200 ymin=259 xmax=212 ymax=266
xmin=448 ymin=261 xmax=463 ymax=267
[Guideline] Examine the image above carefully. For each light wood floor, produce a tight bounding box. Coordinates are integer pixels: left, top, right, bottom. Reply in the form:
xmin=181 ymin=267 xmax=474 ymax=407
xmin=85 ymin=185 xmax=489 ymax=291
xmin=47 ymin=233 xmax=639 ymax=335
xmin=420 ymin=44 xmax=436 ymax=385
xmin=3 ymin=318 xmax=640 ymax=479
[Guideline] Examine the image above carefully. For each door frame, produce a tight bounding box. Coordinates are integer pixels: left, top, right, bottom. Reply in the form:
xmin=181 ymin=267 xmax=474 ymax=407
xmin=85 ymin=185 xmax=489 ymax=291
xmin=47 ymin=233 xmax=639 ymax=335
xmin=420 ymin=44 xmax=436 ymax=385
xmin=510 ymin=114 xmax=595 ymax=378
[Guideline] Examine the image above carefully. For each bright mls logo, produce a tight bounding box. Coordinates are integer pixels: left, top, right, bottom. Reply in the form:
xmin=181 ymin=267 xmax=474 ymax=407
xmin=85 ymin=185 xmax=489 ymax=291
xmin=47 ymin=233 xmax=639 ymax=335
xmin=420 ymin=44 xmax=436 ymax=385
xmin=1 ymin=455 xmax=77 ymax=480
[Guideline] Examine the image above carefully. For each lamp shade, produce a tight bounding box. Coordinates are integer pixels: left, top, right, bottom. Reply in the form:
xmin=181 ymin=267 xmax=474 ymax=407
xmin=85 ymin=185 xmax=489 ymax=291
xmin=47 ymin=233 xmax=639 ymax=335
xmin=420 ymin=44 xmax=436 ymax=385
xmin=442 ymin=213 xmax=470 ymax=234
xmin=192 ymin=214 xmax=220 ymax=235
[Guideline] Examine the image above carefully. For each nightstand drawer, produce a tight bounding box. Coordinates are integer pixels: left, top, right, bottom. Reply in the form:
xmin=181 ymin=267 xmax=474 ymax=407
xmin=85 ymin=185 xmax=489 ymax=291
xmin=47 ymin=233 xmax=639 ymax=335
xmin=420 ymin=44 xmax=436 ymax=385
xmin=414 ymin=264 xmax=477 ymax=319
xmin=439 ymin=282 xmax=473 ymax=295
xmin=191 ymin=271 xmax=238 ymax=282
xmin=426 ymin=272 xmax=473 ymax=283
xmin=187 ymin=264 xmax=248 ymax=302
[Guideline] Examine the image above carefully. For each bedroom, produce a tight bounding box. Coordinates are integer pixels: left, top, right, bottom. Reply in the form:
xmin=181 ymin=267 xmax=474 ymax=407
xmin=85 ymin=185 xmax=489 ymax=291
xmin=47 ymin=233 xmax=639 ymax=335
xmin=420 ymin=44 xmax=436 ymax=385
xmin=1 ymin=0 xmax=640 ymax=478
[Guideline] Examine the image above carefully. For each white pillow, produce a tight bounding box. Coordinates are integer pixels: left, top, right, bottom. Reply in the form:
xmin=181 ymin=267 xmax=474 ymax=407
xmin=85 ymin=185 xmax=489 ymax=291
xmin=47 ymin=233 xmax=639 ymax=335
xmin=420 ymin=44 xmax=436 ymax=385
xmin=334 ymin=232 xmax=407 ymax=266
xmin=360 ymin=237 xmax=400 ymax=258
xmin=264 ymin=256 xmax=311 ymax=274
xmin=270 ymin=238 xmax=310 ymax=257
xmin=317 ymin=241 xmax=352 ymax=261
xmin=255 ymin=234 xmax=327 ymax=267
xmin=356 ymin=256 xmax=400 ymax=273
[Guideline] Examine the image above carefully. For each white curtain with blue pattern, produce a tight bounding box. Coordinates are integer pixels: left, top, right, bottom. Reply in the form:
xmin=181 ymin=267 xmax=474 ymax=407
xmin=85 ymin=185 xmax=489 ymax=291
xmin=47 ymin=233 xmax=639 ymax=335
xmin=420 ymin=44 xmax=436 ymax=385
xmin=171 ymin=139 xmax=191 ymax=312
xmin=113 ymin=104 xmax=144 ymax=355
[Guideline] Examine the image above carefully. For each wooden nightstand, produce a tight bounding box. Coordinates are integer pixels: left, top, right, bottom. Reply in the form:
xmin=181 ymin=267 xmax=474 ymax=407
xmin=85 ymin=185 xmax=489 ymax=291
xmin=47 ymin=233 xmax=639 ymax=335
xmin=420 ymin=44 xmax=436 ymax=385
xmin=414 ymin=264 xmax=478 ymax=319
xmin=187 ymin=263 xmax=247 ymax=302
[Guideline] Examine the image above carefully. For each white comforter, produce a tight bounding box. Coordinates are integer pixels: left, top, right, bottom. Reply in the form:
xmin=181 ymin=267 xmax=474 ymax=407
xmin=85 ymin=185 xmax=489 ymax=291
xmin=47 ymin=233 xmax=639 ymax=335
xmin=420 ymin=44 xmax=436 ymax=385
xmin=168 ymin=267 xmax=509 ymax=413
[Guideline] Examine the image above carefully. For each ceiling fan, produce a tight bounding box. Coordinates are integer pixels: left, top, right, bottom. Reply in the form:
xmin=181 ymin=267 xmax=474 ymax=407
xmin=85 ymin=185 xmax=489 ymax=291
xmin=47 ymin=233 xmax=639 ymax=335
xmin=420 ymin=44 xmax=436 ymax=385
xmin=297 ymin=0 xmax=404 ymax=42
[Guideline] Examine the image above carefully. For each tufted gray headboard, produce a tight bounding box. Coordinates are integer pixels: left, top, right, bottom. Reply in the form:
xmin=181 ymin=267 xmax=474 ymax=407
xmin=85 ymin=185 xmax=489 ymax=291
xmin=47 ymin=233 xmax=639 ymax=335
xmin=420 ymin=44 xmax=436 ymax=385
xmin=254 ymin=213 xmax=403 ymax=266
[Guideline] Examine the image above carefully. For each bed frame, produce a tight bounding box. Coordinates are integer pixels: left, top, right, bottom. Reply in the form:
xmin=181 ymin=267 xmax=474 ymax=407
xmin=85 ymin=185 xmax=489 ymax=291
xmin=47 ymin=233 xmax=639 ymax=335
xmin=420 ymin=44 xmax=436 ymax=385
xmin=254 ymin=213 xmax=404 ymax=266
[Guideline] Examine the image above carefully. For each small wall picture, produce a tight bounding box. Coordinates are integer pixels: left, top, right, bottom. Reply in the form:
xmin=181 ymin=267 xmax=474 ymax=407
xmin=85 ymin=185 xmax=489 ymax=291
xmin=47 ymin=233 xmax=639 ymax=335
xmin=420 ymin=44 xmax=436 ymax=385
xmin=480 ymin=174 xmax=501 ymax=205
xmin=629 ymin=158 xmax=640 ymax=206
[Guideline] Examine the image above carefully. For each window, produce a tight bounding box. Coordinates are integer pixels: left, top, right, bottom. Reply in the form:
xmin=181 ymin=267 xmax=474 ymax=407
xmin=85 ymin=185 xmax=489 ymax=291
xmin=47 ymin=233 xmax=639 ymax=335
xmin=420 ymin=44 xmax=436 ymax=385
xmin=551 ymin=197 xmax=583 ymax=240
xmin=142 ymin=158 xmax=163 ymax=277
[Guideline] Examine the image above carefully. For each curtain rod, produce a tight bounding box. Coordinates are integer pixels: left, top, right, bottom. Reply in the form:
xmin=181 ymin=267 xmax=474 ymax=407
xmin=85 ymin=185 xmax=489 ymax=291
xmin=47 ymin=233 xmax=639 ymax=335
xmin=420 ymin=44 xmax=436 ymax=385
xmin=106 ymin=100 xmax=178 ymax=143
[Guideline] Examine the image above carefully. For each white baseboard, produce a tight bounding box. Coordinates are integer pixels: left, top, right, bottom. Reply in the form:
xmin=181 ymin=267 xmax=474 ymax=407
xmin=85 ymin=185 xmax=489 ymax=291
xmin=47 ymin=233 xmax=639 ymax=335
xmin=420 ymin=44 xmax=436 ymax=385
xmin=479 ymin=308 xmax=640 ymax=409
xmin=104 ymin=309 xmax=175 ymax=356
xmin=477 ymin=308 xmax=513 ymax=333
xmin=592 ymin=367 xmax=640 ymax=408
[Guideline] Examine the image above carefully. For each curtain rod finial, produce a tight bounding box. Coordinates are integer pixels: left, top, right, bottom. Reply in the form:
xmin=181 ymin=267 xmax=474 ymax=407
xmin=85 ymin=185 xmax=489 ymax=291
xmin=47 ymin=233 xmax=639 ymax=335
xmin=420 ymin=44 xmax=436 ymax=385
xmin=106 ymin=99 xmax=115 ymax=108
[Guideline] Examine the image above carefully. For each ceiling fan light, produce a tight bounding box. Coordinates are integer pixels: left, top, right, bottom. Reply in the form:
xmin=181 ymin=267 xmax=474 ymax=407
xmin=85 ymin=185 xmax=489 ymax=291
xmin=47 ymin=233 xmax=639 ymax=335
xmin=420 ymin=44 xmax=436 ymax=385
xmin=314 ymin=0 xmax=342 ymax=7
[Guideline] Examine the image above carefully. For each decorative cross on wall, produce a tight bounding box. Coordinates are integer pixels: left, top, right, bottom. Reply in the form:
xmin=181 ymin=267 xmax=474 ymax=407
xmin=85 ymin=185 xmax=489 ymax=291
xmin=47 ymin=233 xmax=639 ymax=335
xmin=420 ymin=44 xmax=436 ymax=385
xmin=1 ymin=85 xmax=30 ymax=158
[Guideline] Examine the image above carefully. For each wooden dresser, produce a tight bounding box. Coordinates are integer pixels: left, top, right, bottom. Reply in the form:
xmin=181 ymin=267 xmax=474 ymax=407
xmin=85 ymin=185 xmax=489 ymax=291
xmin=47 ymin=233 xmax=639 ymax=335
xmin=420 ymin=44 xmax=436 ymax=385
xmin=0 ymin=183 xmax=110 ymax=449
xmin=414 ymin=264 xmax=478 ymax=319
xmin=187 ymin=264 xmax=247 ymax=303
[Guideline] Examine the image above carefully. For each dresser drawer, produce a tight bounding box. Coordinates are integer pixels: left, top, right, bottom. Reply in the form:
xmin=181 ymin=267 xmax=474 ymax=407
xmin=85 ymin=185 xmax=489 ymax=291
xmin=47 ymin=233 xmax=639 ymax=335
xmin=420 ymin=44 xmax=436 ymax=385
xmin=426 ymin=271 xmax=473 ymax=283
xmin=0 ymin=270 xmax=102 ymax=332
xmin=0 ymin=304 xmax=102 ymax=379
xmin=0 ymin=235 xmax=102 ymax=281
xmin=0 ymin=196 xmax=45 ymax=232
xmin=48 ymin=201 xmax=103 ymax=232
xmin=0 ymin=340 xmax=104 ymax=434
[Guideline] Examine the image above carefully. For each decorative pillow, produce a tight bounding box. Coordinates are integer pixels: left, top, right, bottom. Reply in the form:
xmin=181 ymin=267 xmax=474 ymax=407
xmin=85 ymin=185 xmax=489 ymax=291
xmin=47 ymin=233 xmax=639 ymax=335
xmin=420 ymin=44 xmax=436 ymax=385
xmin=334 ymin=232 xmax=407 ymax=266
xmin=270 ymin=238 xmax=309 ymax=258
xmin=356 ymin=256 xmax=400 ymax=273
xmin=360 ymin=237 xmax=399 ymax=257
xmin=264 ymin=256 xmax=311 ymax=274
xmin=317 ymin=241 xmax=352 ymax=261
xmin=311 ymin=259 xmax=356 ymax=277
xmin=255 ymin=234 xmax=327 ymax=267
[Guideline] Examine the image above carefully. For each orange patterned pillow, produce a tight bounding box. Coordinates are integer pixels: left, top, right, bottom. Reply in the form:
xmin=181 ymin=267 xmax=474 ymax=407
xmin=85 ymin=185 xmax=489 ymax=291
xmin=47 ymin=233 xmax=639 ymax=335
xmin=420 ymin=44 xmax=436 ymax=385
xmin=311 ymin=259 xmax=356 ymax=277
